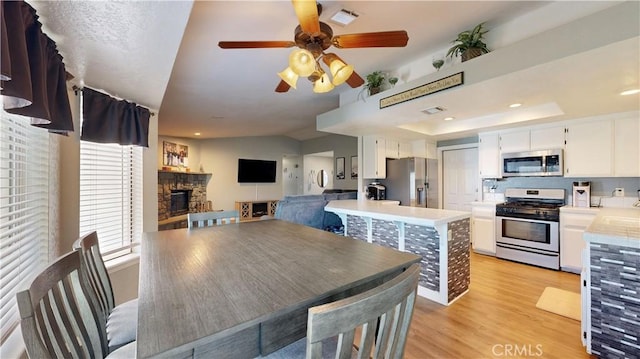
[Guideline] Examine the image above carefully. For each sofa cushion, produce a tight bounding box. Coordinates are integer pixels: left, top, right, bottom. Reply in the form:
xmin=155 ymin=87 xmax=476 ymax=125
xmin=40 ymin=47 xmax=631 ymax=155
xmin=275 ymin=199 xmax=325 ymax=229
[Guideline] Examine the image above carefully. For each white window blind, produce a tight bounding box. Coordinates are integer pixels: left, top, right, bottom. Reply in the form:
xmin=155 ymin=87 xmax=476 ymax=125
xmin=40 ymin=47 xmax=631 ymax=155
xmin=79 ymin=141 xmax=142 ymax=260
xmin=0 ymin=112 xmax=49 ymax=344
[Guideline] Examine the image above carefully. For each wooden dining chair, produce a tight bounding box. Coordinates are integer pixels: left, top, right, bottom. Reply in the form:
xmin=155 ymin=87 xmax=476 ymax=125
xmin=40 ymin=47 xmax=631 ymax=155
xmin=187 ymin=210 xmax=240 ymax=228
xmin=74 ymin=231 xmax=137 ymax=352
xmin=263 ymin=263 xmax=420 ymax=359
xmin=16 ymin=250 xmax=136 ymax=359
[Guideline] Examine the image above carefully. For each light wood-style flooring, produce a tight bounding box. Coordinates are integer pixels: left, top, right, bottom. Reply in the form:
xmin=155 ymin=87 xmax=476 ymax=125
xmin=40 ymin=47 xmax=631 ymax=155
xmin=403 ymin=252 xmax=595 ymax=359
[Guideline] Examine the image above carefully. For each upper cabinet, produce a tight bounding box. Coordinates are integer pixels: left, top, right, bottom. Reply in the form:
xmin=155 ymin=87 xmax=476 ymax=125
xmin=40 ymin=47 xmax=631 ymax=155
xmin=362 ymin=136 xmax=386 ymax=179
xmin=385 ymin=138 xmax=412 ymax=159
xmin=614 ymin=117 xmax=640 ymax=177
xmin=565 ymin=119 xmax=613 ymax=177
xmin=530 ymin=126 xmax=566 ymax=151
xmin=500 ymin=126 xmax=565 ymax=153
xmin=479 ymin=133 xmax=501 ymax=178
xmin=478 ymin=112 xmax=638 ymax=179
xmin=499 ymin=130 xmax=530 ymax=153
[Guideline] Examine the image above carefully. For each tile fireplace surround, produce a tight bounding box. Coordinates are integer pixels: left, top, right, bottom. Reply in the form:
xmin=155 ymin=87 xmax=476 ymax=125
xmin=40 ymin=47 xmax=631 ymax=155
xmin=158 ymin=171 xmax=210 ymax=221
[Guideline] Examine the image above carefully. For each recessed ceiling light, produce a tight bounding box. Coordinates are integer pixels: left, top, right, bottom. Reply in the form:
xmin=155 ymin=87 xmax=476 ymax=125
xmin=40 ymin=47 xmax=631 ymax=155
xmin=620 ymin=89 xmax=640 ymax=96
xmin=330 ymin=9 xmax=359 ymax=26
xmin=194 ymin=132 xmax=201 ymax=136
xmin=509 ymin=103 xmax=522 ymax=108
xmin=443 ymin=117 xmax=455 ymax=121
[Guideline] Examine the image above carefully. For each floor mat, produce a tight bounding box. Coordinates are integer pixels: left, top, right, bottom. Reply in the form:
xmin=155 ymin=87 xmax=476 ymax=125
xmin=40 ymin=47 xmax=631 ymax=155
xmin=535 ymin=287 xmax=581 ymax=321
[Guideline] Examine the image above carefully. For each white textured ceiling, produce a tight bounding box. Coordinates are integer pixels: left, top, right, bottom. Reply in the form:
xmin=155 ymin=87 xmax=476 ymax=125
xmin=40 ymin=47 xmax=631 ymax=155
xmin=28 ymin=1 xmax=636 ymax=142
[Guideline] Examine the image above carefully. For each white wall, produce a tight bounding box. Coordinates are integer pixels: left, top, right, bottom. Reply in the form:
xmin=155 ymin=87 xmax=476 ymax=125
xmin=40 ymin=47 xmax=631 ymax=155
xmin=282 ymin=155 xmax=302 ymax=196
xmin=302 ymin=134 xmax=358 ymax=190
xmin=303 ymin=155 xmax=333 ymax=194
xmin=197 ymin=136 xmax=301 ymax=210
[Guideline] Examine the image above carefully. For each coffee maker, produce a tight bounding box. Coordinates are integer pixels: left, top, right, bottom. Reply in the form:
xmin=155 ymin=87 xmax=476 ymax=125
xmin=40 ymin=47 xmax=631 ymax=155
xmin=572 ymin=181 xmax=591 ymax=208
xmin=366 ymin=183 xmax=386 ymax=200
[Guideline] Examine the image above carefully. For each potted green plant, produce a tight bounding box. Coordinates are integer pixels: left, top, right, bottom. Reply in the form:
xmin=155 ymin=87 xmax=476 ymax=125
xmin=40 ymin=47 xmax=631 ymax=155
xmin=446 ymin=22 xmax=490 ymax=62
xmin=365 ymin=71 xmax=385 ymax=95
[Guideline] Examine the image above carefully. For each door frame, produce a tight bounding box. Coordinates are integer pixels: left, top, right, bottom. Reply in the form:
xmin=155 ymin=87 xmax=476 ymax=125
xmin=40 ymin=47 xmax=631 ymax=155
xmin=437 ymin=143 xmax=481 ymax=209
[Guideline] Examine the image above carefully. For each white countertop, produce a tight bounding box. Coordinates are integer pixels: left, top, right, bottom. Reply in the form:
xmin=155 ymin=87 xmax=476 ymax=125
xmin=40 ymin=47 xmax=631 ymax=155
xmin=560 ymin=206 xmax=601 ymax=214
xmin=325 ymin=200 xmax=470 ymax=227
xmin=584 ymin=207 xmax=640 ymax=247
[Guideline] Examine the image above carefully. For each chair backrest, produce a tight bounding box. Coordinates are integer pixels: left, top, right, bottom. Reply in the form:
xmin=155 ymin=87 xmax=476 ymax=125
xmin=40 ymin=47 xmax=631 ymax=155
xmin=187 ymin=210 xmax=240 ymax=228
xmin=16 ymin=251 xmax=109 ymax=359
xmin=306 ymin=263 xmax=420 ymax=359
xmin=74 ymin=231 xmax=115 ymax=316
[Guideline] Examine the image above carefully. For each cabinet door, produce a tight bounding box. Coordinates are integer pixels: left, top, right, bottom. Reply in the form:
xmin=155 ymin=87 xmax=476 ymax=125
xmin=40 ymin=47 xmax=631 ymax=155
xmin=500 ymin=130 xmax=530 ymax=153
xmin=478 ymin=133 xmax=501 ymax=178
xmin=565 ymin=120 xmax=613 ymax=177
xmin=362 ymin=136 xmax=386 ymax=179
xmin=614 ymin=117 xmax=640 ymax=177
xmin=385 ymin=139 xmax=399 ymax=159
xmin=530 ymin=126 xmax=565 ymax=150
xmin=398 ymin=142 xmax=412 ymax=158
xmin=560 ymin=226 xmax=587 ymax=273
xmin=472 ymin=216 xmax=496 ymax=255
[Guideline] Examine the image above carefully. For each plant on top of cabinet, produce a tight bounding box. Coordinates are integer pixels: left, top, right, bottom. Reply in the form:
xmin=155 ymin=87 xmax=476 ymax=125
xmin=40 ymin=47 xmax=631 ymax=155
xmin=447 ymin=22 xmax=490 ymax=62
xmin=365 ymin=71 xmax=386 ymax=95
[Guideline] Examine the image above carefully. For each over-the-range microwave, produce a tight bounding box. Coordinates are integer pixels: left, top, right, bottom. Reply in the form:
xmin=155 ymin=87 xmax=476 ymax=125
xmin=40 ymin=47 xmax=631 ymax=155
xmin=501 ymin=149 xmax=563 ymax=177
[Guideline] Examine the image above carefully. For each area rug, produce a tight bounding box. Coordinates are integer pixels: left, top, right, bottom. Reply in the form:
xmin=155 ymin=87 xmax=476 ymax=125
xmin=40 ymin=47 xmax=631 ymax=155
xmin=535 ymin=287 xmax=581 ymax=321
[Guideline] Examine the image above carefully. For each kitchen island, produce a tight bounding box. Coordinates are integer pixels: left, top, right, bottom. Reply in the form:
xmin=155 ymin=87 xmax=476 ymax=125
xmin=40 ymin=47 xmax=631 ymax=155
xmin=582 ymin=207 xmax=640 ymax=358
xmin=325 ymin=200 xmax=471 ymax=305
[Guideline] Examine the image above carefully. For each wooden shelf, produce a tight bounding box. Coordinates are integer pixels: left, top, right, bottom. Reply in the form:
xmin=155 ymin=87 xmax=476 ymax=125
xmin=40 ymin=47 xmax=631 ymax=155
xmin=158 ymin=170 xmax=211 ymax=175
xmin=235 ymin=200 xmax=279 ymax=222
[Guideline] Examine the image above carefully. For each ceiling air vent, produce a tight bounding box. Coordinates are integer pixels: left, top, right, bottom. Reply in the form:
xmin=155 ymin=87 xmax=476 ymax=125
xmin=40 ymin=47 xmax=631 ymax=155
xmin=421 ymin=106 xmax=446 ymax=115
xmin=330 ymin=9 xmax=359 ymax=26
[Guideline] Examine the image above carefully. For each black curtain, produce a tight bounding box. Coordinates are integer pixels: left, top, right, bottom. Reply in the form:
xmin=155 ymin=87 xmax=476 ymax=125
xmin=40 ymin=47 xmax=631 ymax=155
xmin=0 ymin=0 xmax=73 ymax=134
xmin=81 ymin=87 xmax=150 ymax=147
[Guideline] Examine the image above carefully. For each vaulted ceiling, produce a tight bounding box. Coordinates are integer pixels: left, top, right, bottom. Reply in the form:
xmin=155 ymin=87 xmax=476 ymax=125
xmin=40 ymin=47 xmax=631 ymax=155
xmin=29 ymin=1 xmax=637 ymax=142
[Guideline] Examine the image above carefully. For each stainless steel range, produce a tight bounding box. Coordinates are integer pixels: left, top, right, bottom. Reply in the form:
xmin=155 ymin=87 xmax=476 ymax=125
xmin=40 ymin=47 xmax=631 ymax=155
xmin=495 ymin=188 xmax=565 ymax=270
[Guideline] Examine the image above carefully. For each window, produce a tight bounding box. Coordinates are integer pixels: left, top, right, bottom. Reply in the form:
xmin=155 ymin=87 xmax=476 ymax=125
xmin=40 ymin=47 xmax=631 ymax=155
xmin=0 ymin=111 xmax=49 ymax=343
xmin=79 ymin=141 xmax=142 ymax=260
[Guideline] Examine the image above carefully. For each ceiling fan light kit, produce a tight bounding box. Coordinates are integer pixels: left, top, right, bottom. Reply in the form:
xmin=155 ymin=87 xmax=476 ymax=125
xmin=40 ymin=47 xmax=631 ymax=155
xmin=218 ymin=0 xmax=409 ymax=93
xmin=278 ymin=67 xmax=299 ymax=89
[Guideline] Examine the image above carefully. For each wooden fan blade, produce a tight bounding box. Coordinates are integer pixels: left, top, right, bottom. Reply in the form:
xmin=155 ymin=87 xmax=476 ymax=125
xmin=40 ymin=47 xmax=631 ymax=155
xmin=346 ymin=71 xmax=365 ymax=88
xmin=275 ymin=80 xmax=291 ymax=93
xmin=292 ymin=0 xmax=320 ymax=35
xmin=332 ymin=30 xmax=409 ymax=48
xmin=218 ymin=41 xmax=296 ymax=49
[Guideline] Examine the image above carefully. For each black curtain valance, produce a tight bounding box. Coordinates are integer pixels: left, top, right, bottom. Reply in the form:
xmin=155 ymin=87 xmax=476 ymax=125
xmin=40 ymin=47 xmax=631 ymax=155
xmin=81 ymin=87 xmax=150 ymax=147
xmin=0 ymin=0 xmax=73 ymax=134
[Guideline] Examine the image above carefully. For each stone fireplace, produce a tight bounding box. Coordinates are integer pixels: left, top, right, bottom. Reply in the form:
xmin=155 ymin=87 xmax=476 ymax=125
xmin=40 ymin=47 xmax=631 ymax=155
xmin=158 ymin=172 xmax=210 ymax=221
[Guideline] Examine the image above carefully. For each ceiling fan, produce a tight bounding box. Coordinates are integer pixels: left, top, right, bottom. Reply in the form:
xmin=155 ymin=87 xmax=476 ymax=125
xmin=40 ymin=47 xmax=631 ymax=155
xmin=218 ymin=0 xmax=409 ymax=93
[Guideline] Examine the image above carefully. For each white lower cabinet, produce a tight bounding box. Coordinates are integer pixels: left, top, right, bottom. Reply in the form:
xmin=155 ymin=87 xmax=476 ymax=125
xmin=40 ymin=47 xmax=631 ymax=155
xmin=559 ymin=208 xmax=599 ymax=273
xmin=471 ymin=203 xmax=496 ymax=255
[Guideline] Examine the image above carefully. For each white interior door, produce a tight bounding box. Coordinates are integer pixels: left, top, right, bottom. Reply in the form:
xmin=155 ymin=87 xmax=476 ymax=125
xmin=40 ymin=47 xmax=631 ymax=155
xmin=443 ymin=147 xmax=478 ymax=211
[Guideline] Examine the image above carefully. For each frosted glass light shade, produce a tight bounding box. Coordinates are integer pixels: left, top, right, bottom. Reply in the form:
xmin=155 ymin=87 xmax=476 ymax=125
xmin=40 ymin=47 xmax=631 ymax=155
xmin=313 ymin=73 xmax=334 ymax=93
xmin=289 ymin=49 xmax=315 ymax=77
xmin=278 ymin=67 xmax=299 ymax=89
xmin=329 ymin=58 xmax=353 ymax=86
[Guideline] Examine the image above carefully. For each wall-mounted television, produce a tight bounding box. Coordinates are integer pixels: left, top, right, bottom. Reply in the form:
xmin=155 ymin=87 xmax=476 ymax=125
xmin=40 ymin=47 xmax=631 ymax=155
xmin=237 ymin=158 xmax=277 ymax=183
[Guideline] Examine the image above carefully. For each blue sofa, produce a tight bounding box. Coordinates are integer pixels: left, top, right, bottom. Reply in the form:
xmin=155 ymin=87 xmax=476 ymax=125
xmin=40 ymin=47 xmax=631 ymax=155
xmin=274 ymin=191 xmax=357 ymax=230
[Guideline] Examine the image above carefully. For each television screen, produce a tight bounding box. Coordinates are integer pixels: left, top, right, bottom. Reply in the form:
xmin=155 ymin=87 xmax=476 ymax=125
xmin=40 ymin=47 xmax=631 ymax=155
xmin=237 ymin=159 xmax=277 ymax=183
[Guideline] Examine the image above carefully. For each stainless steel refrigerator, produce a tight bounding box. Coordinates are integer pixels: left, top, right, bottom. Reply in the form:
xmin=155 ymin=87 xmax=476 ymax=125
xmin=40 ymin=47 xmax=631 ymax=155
xmin=380 ymin=157 xmax=438 ymax=208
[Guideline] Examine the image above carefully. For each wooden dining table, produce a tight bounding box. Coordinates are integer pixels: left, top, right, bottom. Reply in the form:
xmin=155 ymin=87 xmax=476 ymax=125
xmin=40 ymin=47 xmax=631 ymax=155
xmin=137 ymin=219 xmax=420 ymax=358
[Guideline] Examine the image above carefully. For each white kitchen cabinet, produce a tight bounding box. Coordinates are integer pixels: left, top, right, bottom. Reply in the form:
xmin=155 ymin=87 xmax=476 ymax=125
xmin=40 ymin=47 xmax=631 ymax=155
xmin=559 ymin=208 xmax=599 ymax=273
xmin=362 ymin=136 xmax=386 ymax=179
xmin=478 ymin=133 xmax=501 ymax=178
xmin=398 ymin=141 xmax=412 ymax=158
xmin=471 ymin=203 xmax=496 ymax=255
xmin=385 ymin=139 xmax=400 ymax=159
xmin=565 ymin=119 xmax=613 ymax=177
xmin=530 ymin=126 xmax=565 ymax=150
xmin=614 ymin=117 xmax=640 ymax=177
xmin=499 ymin=130 xmax=530 ymax=153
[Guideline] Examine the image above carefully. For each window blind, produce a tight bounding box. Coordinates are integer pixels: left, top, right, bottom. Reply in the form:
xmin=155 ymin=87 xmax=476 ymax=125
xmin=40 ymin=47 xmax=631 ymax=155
xmin=0 ymin=111 xmax=49 ymax=343
xmin=79 ymin=141 xmax=142 ymax=260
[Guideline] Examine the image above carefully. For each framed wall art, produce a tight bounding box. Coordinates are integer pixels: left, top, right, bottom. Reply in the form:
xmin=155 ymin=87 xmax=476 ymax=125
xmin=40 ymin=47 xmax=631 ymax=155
xmin=336 ymin=157 xmax=345 ymax=180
